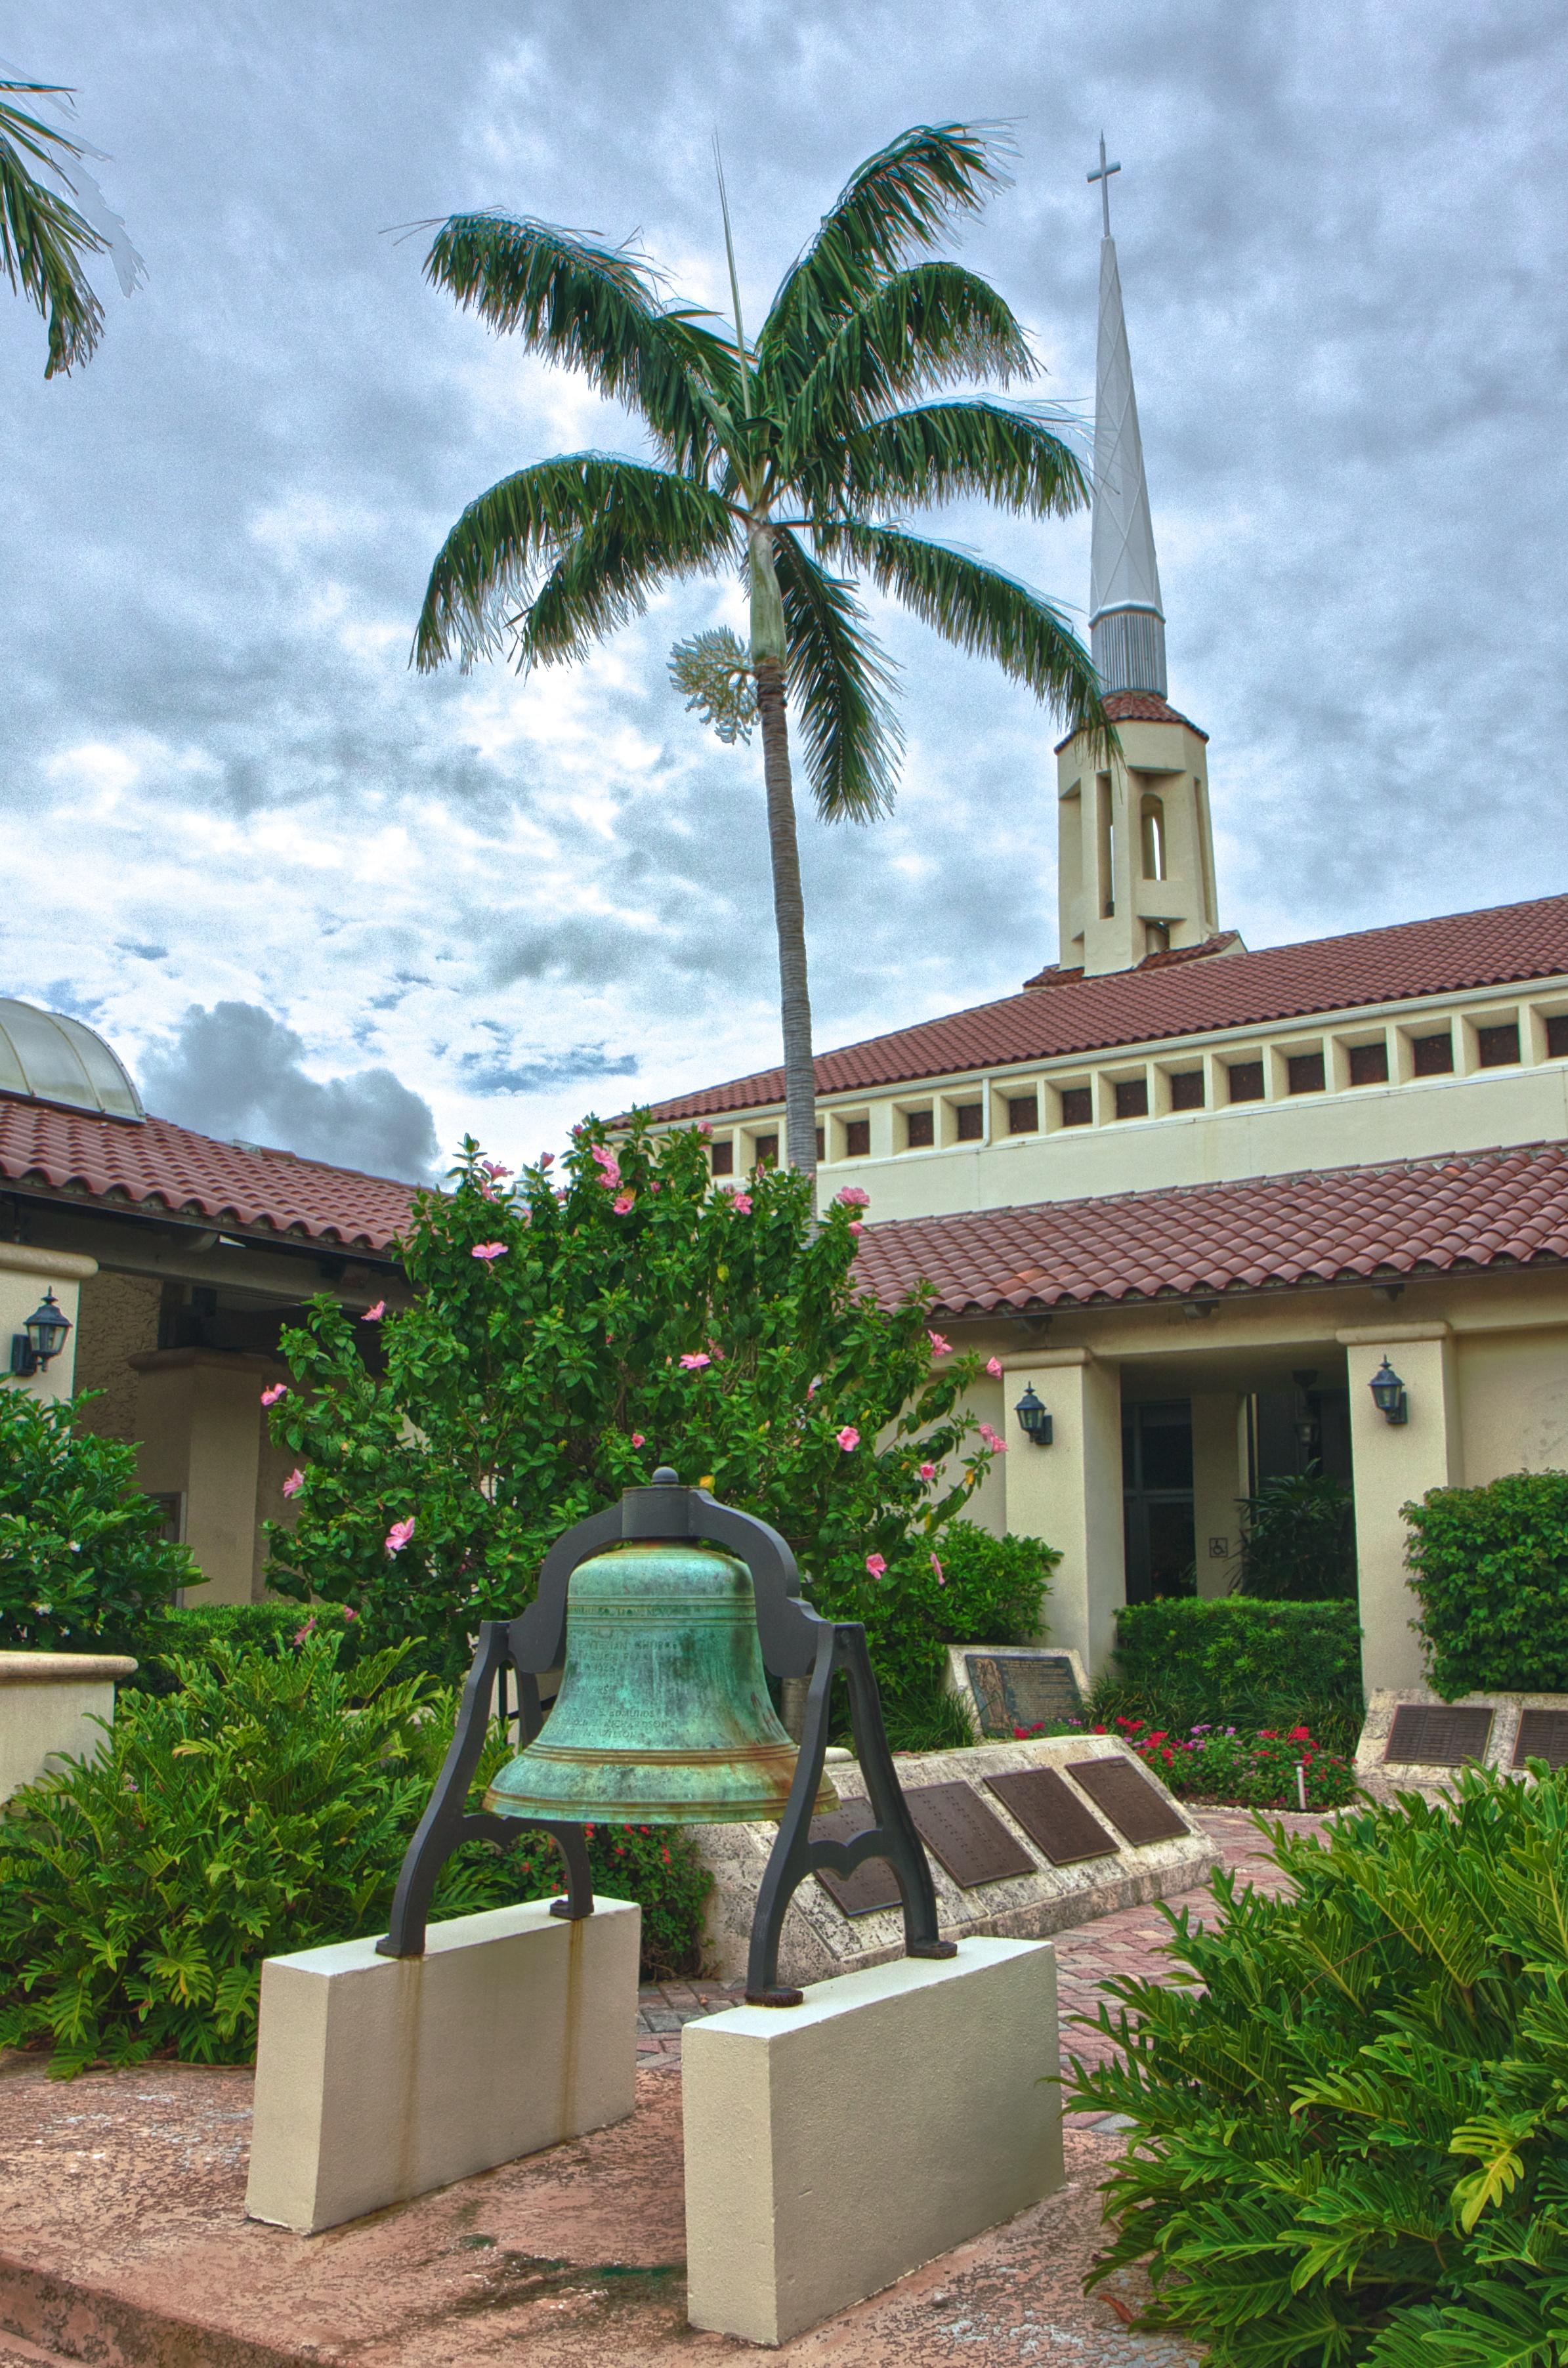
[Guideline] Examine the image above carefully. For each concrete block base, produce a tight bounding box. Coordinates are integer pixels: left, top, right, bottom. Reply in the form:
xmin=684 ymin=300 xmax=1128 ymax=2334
xmin=245 ymin=1895 xmax=641 ymax=2233
xmin=683 ymin=1935 xmax=1062 ymax=2346
xmin=1357 ymin=1685 xmax=1568 ymax=1804
xmin=0 ymin=1651 xmax=137 ymax=1802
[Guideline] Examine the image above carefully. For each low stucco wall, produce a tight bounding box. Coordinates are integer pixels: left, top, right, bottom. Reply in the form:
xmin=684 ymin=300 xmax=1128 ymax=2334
xmin=0 ymin=1651 xmax=137 ymax=1800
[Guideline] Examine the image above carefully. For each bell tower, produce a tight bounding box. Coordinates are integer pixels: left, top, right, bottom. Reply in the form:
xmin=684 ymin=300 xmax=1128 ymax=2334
xmin=1055 ymin=141 xmax=1221 ymax=979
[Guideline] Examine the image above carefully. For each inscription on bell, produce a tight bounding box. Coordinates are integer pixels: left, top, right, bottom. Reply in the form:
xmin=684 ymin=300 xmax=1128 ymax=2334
xmin=965 ymin=1652 xmax=1083 ymax=1735
xmin=1384 ymin=1704 xmax=1493 ymax=1767
xmin=809 ymin=1808 xmax=902 ymax=1918
xmin=902 ymin=1781 xmax=1036 ymax=1888
xmin=985 ymin=1767 xmax=1118 ymax=1866
xmin=1065 ymin=1757 xmax=1188 ymax=1846
xmin=1514 ymin=1709 xmax=1568 ymax=1770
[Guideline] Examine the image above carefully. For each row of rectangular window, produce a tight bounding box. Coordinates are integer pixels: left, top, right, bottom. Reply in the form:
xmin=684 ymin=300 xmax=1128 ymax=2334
xmin=707 ymin=1011 xmax=1565 ymax=1170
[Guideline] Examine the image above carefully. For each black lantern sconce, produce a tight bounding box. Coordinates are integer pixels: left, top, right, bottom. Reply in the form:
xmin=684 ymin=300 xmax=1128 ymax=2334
xmin=1014 ymin=1383 xmax=1053 ymax=1447
xmin=1368 ymin=1357 xmax=1409 ymax=1426
xmin=9 ymin=1290 xmax=72 ymax=1379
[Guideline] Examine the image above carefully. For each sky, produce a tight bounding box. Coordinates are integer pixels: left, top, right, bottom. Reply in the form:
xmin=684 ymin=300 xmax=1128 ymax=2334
xmin=3 ymin=1 xmax=1565 ymax=1185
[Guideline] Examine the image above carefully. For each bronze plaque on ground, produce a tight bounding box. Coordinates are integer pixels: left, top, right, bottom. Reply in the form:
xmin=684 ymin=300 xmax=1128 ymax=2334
xmin=1514 ymin=1709 xmax=1568 ymax=1770
xmin=965 ymin=1651 xmax=1084 ymax=1735
xmin=903 ymin=1781 xmax=1038 ymax=1888
xmin=1065 ymin=1757 xmax=1189 ymax=1846
xmin=985 ymin=1767 xmax=1119 ymax=1866
xmin=809 ymin=1808 xmax=904 ymax=1918
xmin=1384 ymin=1704 xmax=1494 ymax=1766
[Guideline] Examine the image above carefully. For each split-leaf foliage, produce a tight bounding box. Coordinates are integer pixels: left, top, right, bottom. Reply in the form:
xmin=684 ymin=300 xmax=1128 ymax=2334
xmin=1068 ymin=1766 xmax=1568 ymax=2368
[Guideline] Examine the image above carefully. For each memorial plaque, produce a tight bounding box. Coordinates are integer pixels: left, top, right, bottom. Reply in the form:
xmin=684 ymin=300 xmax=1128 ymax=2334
xmin=903 ymin=1781 xmax=1037 ymax=1888
xmin=985 ymin=1767 xmax=1119 ymax=1866
xmin=1384 ymin=1704 xmax=1493 ymax=1767
xmin=809 ymin=1808 xmax=902 ymax=1918
xmin=1066 ymin=1757 xmax=1189 ymax=1846
xmin=1514 ymin=1709 xmax=1568 ymax=1770
xmin=965 ymin=1651 xmax=1084 ymax=1735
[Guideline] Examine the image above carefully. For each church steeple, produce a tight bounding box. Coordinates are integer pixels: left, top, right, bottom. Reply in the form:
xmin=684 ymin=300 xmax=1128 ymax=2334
xmin=1050 ymin=142 xmax=1223 ymax=979
xmin=1086 ymin=136 xmax=1166 ymax=698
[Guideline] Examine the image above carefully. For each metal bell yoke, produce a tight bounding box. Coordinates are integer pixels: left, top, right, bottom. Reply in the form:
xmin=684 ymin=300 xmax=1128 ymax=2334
xmin=376 ymin=1468 xmax=954 ymax=2004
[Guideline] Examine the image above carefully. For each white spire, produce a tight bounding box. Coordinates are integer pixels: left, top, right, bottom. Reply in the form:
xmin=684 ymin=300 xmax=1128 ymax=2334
xmin=1086 ymin=140 xmax=1166 ymax=698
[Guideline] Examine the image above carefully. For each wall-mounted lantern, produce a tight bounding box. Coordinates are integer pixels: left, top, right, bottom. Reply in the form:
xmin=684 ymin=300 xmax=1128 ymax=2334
xmin=10 ymin=1290 xmax=72 ymax=1378
xmin=1014 ymin=1383 xmax=1053 ymax=1447
xmin=1368 ymin=1357 xmax=1409 ymax=1426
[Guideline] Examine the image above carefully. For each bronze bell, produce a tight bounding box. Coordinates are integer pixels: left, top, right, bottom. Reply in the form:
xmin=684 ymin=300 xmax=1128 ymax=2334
xmin=485 ymin=1538 xmax=838 ymax=1826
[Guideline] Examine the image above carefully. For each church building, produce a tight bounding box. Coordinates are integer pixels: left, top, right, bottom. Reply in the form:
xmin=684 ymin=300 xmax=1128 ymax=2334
xmin=648 ymin=185 xmax=1568 ymax=1697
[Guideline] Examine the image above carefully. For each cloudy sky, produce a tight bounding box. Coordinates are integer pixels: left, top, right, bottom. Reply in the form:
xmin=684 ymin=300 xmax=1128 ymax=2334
xmin=3 ymin=1 xmax=1565 ymax=1183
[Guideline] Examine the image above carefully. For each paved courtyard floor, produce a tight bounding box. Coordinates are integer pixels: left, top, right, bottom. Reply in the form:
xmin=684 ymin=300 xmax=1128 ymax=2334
xmin=0 ymin=1808 xmax=1322 ymax=2368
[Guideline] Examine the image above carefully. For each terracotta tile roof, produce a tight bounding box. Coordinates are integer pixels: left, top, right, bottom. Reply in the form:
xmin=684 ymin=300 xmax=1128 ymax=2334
xmin=1054 ymin=690 xmax=1209 ymax=750
xmin=850 ymin=1141 xmax=1568 ymax=1315
xmin=1021 ymin=931 xmax=1242 ymax=990
xmin=0 ymin=1093 xmax=416 ymax=1256
xmin=648 ymin=892 xmax=1568 ymax=1121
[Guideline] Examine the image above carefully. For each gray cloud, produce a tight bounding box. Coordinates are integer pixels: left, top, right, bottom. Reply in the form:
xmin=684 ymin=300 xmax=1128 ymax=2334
xmin=457 ymin=1043 xmax=640 ymax=1095
xmin=138 ymin=1003 xmax=440 ymax=1184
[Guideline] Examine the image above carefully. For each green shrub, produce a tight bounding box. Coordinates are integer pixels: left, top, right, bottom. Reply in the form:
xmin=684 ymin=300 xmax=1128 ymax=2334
xmin=0 ymin=1636 xmax=710 ymax=2074
xmin=1105 ymin=1597 xmax=1363 ymax=1750
xmin=0 ymin=1388 xmax=199 ymax=1653
xmin=1068 ymin=1765 xmax=1568 ymax=2368
xmin=1233 ymin=1469 xmax=1357 ymax=1600
xmin=123 ymin=1601 xmax=368 ymax=1693
xmin=813 ymin=1519 xmax=1059 ymax=1752
xmin=1405 ymin=1469 xmax=1568 ymax=1697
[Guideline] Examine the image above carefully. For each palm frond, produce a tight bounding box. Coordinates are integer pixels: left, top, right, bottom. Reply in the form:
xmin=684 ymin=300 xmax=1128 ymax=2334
xmin=758 ymin=123 xmax=1011 ymax=375
xmin=413 ymin=454 xmax=738 ymax=671
xmin=774 ymin=530 xmax=902 ymax=822
xmin=423 ymin=213 xmax=734 ymax=477
xmin=767 ymin=262 xmax=1034 ymax=470
xmin=819 ymin=519 xmax=1109 ymax=753
xmin=0 ymin=90 xmax=107 ymax=376
xmin=818 ymin=397 xmax=1089 ymax=527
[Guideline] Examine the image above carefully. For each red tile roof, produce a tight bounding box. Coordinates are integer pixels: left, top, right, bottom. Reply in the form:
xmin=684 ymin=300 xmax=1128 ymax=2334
xmin=0 ymin=1094 xmax=416 ymax=1256
xmin=851 ymin=1141 xmax=1568 ymax=1315
xmin=648 ymin=893 xmax=1568 ymax=1120
xmin=1021 ymin=931 xmax=1242 ymax=991
xmin=1054 ymin=689 xmax=1209 ymax=750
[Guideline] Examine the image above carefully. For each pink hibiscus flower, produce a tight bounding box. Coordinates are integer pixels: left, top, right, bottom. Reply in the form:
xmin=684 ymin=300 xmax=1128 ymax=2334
xmin=730 ymin=1191 xmax=753 ymax=1214
xmin=986 ymin=1357 xmax=1004 ymax=1378
xmin=631 ymin=1433 xmax=645 ymax=1448
xmin=847 ymin=1219 xmax=864 ymax=1235
xmin=281 ymin=1468 xmax=305 ymax=1500
xmin=864 ymin=1553 xmax=887 ymax=1578
xmin=835 ymin=1185 xmax=870 ymax=1208
xmin=680 ymin=1352 xmax=712 ymax=1370
xmin=927 ymin=1330 xmax=952 ymax=1356
xmin=471 ymin=1242 xmax=508 ymax=1261
xmin=591 ymin=1144 xmax=622 ymax=1189
xmin=612 ymin=1192 xmax=635 ymax=1214
xmin=360 ymin=1301 xmax=385 ymax=1323
xmin=919 ymin=1460 xmax=937 ymax=1480
xmin=480 ymin=1159 xmax=511 ymax=1181
xmin=836 ymin=1425 xmax=860 ymax=1452
xmin=930 ymin=1553 xmax=946 ymax=1587
xmin=385 ymin=1517 xmax=415 ymax=1555
xmin=538 ymin=1151 xmax=555 ymax=1169
xmin=261 ymin=1383 xmax=287 ymax=1407
xmin=977 ymin=1422 xmax=1008 ymax=1454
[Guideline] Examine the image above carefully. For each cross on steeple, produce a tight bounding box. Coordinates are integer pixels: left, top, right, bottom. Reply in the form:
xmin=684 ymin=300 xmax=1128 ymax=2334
xmin=1087 ymin=132 xmax=1120 ymax=238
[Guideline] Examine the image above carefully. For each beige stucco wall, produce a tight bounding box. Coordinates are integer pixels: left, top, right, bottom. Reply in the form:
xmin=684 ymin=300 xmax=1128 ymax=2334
xmin=0 ymin=1241 xmax=96 ymax=1404
xmin=1456 ymin=1327 xmax=1568 ymax=1483
xmin=129 ymin=1347 xmax=287 ymax=1605
xmin=72 ymin=1269 xmax=161 ymax=1439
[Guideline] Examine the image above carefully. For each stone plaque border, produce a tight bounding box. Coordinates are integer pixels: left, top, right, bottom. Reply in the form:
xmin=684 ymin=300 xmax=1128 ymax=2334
xmin=1357 ymin=1686 xmax=1568 ymax=1803
xmin=944 ymin=1643 xmax=1091 ymax=1741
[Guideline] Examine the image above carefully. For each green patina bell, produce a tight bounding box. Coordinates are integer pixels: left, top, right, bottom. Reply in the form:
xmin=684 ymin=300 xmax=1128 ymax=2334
xmin=485 ymin=1539 xmax=838 ymax=1826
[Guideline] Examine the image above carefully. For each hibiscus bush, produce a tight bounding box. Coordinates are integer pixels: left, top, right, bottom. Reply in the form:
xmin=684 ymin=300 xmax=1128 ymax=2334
xmin=0 ymin=1387 xmax=199 ymax=1654
xmin=1112 ymin=1715 xmax=1357 ymax=1809
xmin=263 ymin=1119 xmax=1001 ymax=1681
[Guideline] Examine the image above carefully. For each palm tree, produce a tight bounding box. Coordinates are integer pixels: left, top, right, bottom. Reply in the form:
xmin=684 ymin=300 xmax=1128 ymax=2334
xmin=0 ymin=75 xmax=138 ymax=376
xmin=413 ymin=124 xmax=1107 ymax=1184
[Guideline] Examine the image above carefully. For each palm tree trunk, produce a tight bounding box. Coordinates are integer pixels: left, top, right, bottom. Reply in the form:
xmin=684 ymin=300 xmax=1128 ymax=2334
xmin=753 ymin=656 xmax=817 ymax=1191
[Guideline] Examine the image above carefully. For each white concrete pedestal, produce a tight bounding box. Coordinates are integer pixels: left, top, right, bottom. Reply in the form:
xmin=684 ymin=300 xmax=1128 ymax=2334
xmin=683 ymin=1936 xmax=1062 ymax=2346
xmin=245 ymin=1895 xmax=640 ymax=2233
xmin=0 ymin=1651 xmax=138 ymax=1801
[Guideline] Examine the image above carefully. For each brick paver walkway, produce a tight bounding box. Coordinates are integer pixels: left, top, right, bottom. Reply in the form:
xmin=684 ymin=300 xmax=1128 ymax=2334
xmin=635 ymin=1805 xmax=1325 ymax=2071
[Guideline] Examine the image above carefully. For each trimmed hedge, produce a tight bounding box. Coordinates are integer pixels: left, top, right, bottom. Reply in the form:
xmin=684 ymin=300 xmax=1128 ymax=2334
xmin=1405 ymin=1469 xmax=1568 ymax=1698
xmin=1106 ymin=1598 xmax=1363 ymax=1746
